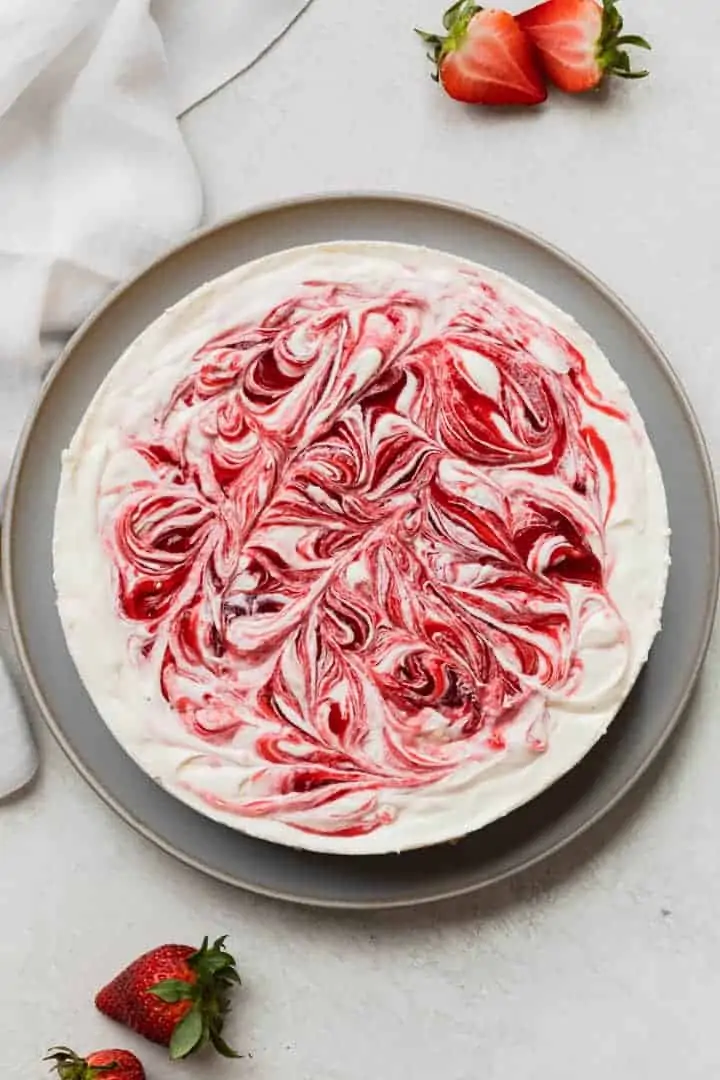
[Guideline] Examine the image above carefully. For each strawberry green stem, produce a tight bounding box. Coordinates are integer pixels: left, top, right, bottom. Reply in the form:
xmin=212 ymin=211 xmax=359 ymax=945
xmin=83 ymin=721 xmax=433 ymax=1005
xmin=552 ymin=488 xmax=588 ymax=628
xmin=150 ymin=935 xmax=242 ymax=1060
xmin=597 ymin=0 xmax=651 ymax=79
xmin=45 ymin=1048 xmax=114 ymax=1080
xmin=415 ymin=1 xmax=482 ymax=78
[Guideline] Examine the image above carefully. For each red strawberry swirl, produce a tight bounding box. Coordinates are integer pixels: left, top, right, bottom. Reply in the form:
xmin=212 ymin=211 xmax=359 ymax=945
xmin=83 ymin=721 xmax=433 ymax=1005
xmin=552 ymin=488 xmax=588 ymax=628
xmin=104 ymin=274 xmax=629 ymax=839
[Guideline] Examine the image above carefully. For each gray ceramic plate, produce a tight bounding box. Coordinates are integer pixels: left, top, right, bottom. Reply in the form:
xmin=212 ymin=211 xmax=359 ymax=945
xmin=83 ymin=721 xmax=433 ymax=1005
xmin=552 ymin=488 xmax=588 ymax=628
xmin=4 ymin=194 xmax=718 ymax=908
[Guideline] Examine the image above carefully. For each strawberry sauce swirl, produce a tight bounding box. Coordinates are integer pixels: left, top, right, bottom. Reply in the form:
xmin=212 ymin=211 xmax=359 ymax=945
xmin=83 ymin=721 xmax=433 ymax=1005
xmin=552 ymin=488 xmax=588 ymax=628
xmin=105 ymin=275 xmax=629 ymax=838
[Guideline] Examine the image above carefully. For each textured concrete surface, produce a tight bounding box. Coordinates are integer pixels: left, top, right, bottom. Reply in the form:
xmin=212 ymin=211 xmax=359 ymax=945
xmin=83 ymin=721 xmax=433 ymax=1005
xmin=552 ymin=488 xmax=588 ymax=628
xmin=3 ymin=1 xmax=720 ymax=1077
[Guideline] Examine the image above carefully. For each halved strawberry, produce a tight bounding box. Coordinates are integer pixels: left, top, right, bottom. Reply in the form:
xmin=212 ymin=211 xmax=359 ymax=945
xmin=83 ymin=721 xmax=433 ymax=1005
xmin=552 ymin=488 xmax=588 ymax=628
xmin=516 ymin=0 xmax=650 ymax=93
xmin=417 ymin=2 xmax=548 ymax=106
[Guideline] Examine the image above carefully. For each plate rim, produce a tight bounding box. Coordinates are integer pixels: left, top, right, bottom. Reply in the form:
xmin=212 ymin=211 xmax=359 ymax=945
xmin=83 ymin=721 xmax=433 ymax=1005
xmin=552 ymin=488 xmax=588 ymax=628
xmin=4 ymin=190 xmax=718 ymax=908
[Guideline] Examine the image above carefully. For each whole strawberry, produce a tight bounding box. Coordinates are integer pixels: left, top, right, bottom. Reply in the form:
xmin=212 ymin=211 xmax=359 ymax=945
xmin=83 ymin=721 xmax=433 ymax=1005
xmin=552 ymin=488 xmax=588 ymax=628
xmin=517 ymin=0 xmax=650 ymax=93
xmin=45 ymin=1046 xmax=144 ymax=1080
xmin=95 ymin=935 xmax=241 ymax=1060
xmin=417 ymin=1 xmax=547 ymax=106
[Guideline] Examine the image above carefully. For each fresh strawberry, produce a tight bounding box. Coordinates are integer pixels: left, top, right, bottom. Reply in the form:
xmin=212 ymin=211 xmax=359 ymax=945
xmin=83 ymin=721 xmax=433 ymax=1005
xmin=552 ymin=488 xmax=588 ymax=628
xmin=45 ymin=1046 xmax=144 ymax=1080
xmin=95 ymin=935 xmax=241 ymax=1060
xmin=417 ymin=1 xmax=547 ymax=106
xmin=516 ymin=0 xmax=650 ymax=93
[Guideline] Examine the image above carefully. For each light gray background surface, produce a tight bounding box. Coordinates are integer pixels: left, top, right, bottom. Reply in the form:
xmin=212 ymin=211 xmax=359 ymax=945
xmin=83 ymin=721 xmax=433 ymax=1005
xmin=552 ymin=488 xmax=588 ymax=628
xmin=2 ymin=1 xmax=719 ymax=1077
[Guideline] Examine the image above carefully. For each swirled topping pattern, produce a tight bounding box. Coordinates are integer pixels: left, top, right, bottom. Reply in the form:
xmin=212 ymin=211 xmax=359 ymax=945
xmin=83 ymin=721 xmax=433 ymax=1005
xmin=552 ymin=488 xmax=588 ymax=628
xmin=100 ymin=267 xmax=631 ymax=839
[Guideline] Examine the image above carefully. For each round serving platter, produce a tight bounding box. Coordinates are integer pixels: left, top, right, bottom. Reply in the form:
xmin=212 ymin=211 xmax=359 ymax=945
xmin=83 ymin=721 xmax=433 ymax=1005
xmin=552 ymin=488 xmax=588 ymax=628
xmin=3 ymin=193 xmax=717 ymax=908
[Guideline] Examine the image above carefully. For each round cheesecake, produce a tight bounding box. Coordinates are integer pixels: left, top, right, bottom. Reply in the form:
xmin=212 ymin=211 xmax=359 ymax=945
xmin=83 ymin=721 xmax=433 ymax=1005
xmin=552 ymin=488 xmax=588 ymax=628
xmin=53 ymin=242 xmax=670 ymax=855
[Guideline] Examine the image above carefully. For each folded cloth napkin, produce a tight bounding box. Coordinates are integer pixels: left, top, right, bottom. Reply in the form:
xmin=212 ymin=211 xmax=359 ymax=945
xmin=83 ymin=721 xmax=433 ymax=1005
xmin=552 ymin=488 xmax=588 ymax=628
xmin=156 ymin=0 xmax=314 ymax=115
xmin=0 ymin=0 xmax=312 ymax=795
xmin=0 ymin=631 xmax=36 ymax=799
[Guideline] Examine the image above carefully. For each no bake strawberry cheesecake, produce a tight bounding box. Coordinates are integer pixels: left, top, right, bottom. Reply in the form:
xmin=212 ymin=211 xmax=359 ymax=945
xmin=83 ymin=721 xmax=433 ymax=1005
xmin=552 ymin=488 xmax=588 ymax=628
xmin=53 ymin=243 xmax=670 ymax=854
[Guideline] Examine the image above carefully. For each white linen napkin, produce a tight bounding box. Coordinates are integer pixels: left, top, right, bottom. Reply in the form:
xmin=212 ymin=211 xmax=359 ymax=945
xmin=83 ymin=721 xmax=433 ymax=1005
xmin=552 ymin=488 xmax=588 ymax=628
xmin=0 ymin=0 xmax=312 ymax=795
xmin=0 ymin=638 xmax=36 ymax=799
xmin=155 ymin=0 xmax=314 ymax=115
xmin=0 ymin=0 xmax=201 ymax=477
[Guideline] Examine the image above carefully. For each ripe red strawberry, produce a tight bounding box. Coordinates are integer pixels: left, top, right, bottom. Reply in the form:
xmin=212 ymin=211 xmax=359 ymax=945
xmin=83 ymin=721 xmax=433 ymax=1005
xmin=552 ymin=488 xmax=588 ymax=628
xmin=417 ymin=2 xmax=547 ymax=106
xmin=516 ymin=0 xmax=650 ymax=93
xmin=45 ymin=1046 xmax=144 ymax=1080
xmin=95 ymin=935 xmax=241 ymax=1060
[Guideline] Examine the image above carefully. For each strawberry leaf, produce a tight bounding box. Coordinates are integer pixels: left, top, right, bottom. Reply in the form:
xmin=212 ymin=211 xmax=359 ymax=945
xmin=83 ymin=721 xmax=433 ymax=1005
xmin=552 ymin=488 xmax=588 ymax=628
xmin=168 ymin=933 xmax=241 ymax=1058
xmin=597 ymin=1 xmax=651 ymax=80
xmin=201 ymin=952 xmax=237 ymax=975
xmin=219 ymin=968 xmax=242 ymax=985
xmin=443 ymin=0 xmax=477 ymax=31
xmin=210 ymin=1030 xmax=244 ymax=1059
xmin=615 ymin=34 xmax=651 ymax=50
xmin=150 ymin=978 xmax=194 ymax=1003
xmin=169 ymin=1006 xmax=204 ymax=1060
xmin=614 ymin=69 xmax=650 ymax=80
xmin=415 ymin=0 xmax=482 ymax=77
